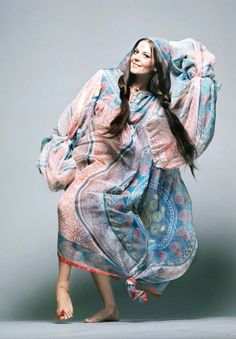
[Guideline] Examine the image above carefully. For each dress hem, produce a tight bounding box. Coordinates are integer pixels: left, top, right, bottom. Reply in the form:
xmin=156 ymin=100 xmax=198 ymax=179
xmin=58 ymin=253 xmax=121 ymax=280
xmin=58 ymin=253 xmax=162 ymax=302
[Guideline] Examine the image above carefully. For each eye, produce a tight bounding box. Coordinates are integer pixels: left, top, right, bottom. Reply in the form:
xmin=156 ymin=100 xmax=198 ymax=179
xmin=133 ymin=49 xmax=150 ymax=58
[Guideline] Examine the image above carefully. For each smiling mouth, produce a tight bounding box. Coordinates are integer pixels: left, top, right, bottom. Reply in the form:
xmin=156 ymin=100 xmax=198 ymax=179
xmin=132 ymin=62 xmax=141 ymax=67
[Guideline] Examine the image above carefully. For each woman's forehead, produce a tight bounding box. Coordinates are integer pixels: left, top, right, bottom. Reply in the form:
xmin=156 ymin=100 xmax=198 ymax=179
xmin=136 ymin=40 xmax=152 ymax=54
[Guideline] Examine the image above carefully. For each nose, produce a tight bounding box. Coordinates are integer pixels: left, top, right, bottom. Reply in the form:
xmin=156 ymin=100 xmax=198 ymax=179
xmin=132 ymin=51 xmax=140 ymax=60
xmin=134 ymin=54 xmax=140 ymax=61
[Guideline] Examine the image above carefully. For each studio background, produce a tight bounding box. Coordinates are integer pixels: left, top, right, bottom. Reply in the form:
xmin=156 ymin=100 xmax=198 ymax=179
xmin=1 ymin=0 xmax=235 ymax=321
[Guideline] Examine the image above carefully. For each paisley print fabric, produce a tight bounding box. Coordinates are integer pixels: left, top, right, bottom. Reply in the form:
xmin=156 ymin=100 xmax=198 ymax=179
xmin=37 ymin=37 xmax=222 ymax=303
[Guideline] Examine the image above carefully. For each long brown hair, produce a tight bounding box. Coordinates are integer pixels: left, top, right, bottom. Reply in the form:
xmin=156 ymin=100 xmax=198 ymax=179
xmin=102 ymin=38 xmax=197 ymax=176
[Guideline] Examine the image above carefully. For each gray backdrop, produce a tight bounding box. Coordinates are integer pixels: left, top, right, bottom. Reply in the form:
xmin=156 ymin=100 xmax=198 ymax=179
xmin=1 ymin=0 xmax=235 ymax=321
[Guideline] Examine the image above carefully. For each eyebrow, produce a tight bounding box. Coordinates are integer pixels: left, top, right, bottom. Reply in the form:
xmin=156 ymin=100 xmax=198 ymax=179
xmin=134 ymin=48 xmax=151 ymax=55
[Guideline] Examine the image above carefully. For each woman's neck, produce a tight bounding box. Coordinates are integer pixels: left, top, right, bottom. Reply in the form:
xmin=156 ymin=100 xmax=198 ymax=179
xmin=130 ymin=74 xmax=152 ymax=91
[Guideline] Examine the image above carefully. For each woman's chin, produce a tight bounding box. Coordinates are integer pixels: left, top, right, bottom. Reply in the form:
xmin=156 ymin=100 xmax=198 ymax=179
xmin=130 ymin=68 xmax=141 ymax=74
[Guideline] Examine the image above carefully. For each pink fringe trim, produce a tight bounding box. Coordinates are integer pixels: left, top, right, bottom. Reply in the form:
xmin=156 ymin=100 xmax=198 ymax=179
xmin=58 ymin=253 xmax=121 ymax=280
xmin=58 ymin=253 xmax=161 ymax=301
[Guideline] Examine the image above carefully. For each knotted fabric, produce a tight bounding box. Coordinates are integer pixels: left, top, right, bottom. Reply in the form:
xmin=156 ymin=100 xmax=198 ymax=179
xmin=126 ymin=278 xmax=148 ymax=304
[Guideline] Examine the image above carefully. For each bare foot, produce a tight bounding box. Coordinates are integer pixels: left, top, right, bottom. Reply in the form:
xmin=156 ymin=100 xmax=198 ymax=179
xmin=84 ymin=305 xmax=120 ymax=323
xmin=56 ymin=283 xmax=73 ymax=320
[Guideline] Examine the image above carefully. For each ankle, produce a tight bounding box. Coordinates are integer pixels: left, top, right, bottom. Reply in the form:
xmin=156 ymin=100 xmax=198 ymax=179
xmin=104 ymin=303 xmax=117 ymax=309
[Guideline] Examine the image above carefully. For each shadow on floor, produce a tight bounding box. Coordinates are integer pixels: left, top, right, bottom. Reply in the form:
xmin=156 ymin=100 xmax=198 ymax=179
xmin=5 ymin=242 xmax=236 ymax=321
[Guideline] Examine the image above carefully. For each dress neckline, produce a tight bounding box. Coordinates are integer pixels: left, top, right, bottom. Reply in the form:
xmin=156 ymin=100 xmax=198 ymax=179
xmin=129 ymin=88 xmax=153 ymax=103
xmin=129 ymin=86 xmax=150 ymax=95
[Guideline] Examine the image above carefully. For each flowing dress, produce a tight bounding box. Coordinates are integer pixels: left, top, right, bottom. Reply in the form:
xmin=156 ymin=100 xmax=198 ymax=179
xmin=37 ymin=39 xmax=221 ymax=303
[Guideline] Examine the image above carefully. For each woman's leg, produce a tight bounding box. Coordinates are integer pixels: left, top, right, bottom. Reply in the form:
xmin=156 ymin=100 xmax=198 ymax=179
xmin=84 ymin=272 xmax=120 ymax=323
xmin=56 ymin=259 xmax=73 ymax=320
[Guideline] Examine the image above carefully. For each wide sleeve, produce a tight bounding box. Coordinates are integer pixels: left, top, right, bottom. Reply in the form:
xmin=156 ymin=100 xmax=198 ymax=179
xmin=36 ymin=68 xmax=104 ymax=192
xmin=146 ymin=38 xmax=222 ymax=169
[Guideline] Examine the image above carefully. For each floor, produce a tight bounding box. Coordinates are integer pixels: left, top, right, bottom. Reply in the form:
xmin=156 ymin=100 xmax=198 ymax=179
xmin=0 ymin=317 xmax=236 ymax=339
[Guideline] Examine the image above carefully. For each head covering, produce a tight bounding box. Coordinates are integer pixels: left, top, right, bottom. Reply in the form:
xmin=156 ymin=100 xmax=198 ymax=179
xmin=117 ymin=36 xmax=171 ymax=72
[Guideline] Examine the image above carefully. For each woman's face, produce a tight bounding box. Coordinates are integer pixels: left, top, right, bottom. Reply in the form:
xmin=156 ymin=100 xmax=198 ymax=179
xmin=130 ymin=40 xmax=156 ymax=75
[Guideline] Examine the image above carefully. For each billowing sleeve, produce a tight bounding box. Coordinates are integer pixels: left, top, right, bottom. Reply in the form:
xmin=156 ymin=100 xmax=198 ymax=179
xmin=146 ymin=38 xmax=222 ymax=169
xmin=37 ymin=69 xmax=104 ymax=192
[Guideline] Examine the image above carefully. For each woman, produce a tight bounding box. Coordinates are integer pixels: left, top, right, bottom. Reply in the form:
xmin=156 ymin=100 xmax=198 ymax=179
xmin=37 ymin=37 xmax=221 ymax=322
